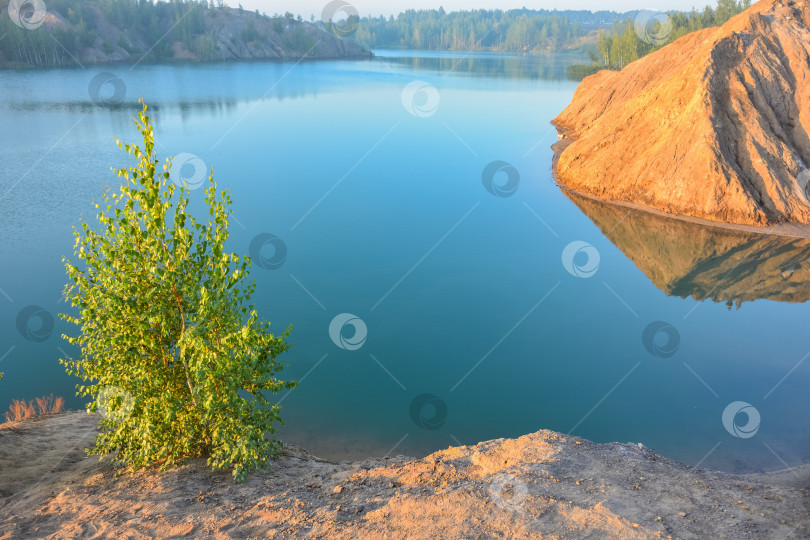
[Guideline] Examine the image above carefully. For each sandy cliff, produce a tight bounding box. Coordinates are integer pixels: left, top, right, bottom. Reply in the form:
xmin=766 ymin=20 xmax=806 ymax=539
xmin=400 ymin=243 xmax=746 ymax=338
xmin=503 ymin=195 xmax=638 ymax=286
xmin=554 ymin=0 xmax=810 ymax=227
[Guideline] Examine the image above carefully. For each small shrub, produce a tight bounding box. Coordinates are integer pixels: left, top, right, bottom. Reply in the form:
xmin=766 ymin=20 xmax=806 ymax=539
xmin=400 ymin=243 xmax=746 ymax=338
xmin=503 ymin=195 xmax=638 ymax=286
xmin=565 ymin=63 xmax=606 ymax=80
xmin=241 ymin=20 xmax=261 ymax=43
xmin=284 ymin=27 xmax=315 ymax=53
xmin=61 ymin=102 xmax=296 ymax=482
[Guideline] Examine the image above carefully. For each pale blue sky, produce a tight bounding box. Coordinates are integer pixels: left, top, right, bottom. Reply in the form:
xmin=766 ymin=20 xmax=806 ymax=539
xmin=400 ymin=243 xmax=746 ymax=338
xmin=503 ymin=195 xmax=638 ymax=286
xmin=234 ymin=1 xmax=722 ymax=19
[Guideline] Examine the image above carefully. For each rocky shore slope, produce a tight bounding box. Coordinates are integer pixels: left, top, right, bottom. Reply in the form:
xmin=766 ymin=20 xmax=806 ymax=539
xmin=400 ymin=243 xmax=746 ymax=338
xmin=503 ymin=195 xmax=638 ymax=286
xmin=1 ymin=4 xmax=370 ymax=68
xmin=0 ymin=412 xmax=807 ymax=539
xmin=554 ymin=0 xmax=810 ymax=227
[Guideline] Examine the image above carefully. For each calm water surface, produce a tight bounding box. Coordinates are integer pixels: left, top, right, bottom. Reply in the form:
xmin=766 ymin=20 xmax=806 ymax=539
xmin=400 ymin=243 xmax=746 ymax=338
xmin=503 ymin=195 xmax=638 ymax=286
xmin=1 ymin=50 xmax=808 ymax=473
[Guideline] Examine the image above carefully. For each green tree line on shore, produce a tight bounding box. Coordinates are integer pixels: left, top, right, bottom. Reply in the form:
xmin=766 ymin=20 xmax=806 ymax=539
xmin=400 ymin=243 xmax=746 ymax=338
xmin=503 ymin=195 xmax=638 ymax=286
xmin=353 ymin=9 xmax=619 ymax=52
xmin=2 ymin=0 xmax=755 ymax=70
xmin=0 ymin=0 xmax=213 ymax=66
xmin=0 ymin=0 xmax=311 ymax=68
xmin=569 ymin=0 xmax=751 ymax=77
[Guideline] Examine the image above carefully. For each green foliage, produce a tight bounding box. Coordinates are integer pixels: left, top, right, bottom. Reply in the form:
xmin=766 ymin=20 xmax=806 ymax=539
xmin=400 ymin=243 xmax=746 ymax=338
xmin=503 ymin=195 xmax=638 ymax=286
xmin=193 ymin=32 xmax=219 ymax=60
xmin=284 ymin=27 xmax=316 ymax=53
xmin=716 ymin=0 xmax=752 ymax=25
xmin=241 ymin=20 xmax=261 ymax=43
xmin=0 ymin=0 xmax=220 ymax=67
xmin=565 ymin=63 xmax=602 ymax=79
xmin=60 ymin=102 xmax=296 ymax=483
xmin=583 ymin=0 xmax=750 ymax=73
xmin=354 ymin=9 xmax=590 ymax=52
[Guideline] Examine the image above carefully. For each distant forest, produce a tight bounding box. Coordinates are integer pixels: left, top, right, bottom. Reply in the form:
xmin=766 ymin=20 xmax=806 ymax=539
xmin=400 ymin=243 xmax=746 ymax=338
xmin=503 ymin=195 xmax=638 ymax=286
xmin=1 ymin=0 xmax=755 ymax=71
xmin=352 ymin=9 xmax=632 ymax=52
xmin=0 ymin=0 xmax=217 ymax=65
xmin=0 ymin=0 xmax=324 ymax=67
xmin=574 ymin=0 xmax=752 ymax=76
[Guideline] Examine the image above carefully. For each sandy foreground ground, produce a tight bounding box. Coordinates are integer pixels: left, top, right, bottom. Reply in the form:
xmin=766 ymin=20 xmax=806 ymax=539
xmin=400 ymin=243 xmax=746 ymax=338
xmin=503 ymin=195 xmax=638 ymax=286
xmin=0 ymin=412 xmax=807 ymax=539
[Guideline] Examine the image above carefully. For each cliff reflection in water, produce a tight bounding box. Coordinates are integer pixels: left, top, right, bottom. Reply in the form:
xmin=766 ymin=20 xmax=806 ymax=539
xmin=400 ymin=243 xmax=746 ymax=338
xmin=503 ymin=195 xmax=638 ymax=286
xmin=565 ymin=191 xmax=810 ymax=306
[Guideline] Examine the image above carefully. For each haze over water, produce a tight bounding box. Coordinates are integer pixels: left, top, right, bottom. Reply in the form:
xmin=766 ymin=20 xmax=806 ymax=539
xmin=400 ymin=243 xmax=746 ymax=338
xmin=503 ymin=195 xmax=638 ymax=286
xmin=1 ymin=50 xmax=808 ymax=473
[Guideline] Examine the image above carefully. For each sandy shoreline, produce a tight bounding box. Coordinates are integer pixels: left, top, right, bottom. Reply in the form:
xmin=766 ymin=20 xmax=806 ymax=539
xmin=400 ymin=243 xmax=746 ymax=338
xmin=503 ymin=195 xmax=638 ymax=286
xmin=1 ymin=411 xmax=807 ymax=539
xmin=549 ymin=131 xmax=810 ymax=240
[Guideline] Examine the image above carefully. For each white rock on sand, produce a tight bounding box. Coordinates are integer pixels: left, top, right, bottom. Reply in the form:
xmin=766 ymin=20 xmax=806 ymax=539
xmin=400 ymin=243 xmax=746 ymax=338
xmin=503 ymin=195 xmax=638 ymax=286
xmin=0 ymin=411 xmax=808 ymax=538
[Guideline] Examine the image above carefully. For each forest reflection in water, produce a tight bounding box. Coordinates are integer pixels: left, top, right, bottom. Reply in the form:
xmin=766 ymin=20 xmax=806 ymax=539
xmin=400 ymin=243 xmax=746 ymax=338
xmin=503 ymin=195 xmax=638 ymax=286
xmin=374 ymin=49 xmax=587 ymax=80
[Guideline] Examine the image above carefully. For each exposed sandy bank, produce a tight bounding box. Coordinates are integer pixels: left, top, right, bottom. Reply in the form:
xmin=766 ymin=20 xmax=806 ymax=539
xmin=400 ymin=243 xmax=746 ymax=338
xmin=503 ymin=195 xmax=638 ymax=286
xmin=554 ymin=0 xmax=810 ymax=228
xmin=1 ymin=412 xmax=808 ymax=539
xmin=551 ymin=138 xmax=810 ymax=240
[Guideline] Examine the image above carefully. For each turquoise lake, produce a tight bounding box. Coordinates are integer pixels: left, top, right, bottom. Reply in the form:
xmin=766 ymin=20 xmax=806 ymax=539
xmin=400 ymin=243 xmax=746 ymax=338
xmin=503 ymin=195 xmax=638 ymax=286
xmin=1 ymin=50 xmax=808 ymax=473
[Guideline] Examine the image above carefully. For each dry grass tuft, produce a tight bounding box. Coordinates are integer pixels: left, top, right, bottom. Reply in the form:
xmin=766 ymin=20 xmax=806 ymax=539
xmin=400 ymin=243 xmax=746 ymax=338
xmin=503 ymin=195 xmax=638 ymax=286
xmin=35 ymin=394 xmax=65 ymax=416
xmin=5 ymin=399 xmax=36 ymax=423
xmin=4 ymin=394 xmax=65 ymax=423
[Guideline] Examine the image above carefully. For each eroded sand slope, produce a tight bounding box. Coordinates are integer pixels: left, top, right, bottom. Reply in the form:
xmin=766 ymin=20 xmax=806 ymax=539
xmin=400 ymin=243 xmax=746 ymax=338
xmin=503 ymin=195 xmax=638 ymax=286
xmin=554 ymin=0 xmax=810 ymax=227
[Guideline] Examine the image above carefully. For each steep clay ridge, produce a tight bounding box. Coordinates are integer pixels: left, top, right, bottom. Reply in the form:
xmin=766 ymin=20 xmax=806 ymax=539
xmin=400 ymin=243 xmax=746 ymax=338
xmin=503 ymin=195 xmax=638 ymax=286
xmin=554 ymin=0 xmax=810 ymax=227
xmin=564 ymin=190 xmax=810 ymax=304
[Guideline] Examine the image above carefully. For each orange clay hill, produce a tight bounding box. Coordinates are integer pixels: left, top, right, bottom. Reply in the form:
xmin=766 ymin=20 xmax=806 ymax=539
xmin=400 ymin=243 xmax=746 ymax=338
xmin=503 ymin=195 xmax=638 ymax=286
xmin=553 ymin=0 xmax=810 ymax=227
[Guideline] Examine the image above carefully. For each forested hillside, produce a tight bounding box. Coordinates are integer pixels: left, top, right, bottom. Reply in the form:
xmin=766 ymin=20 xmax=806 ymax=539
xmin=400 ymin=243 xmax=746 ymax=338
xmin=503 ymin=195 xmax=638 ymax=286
xmin=0 ymin=0 xmax=370 ymax=68
xmin=352 ymin=9 xmax=634 ymax=52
